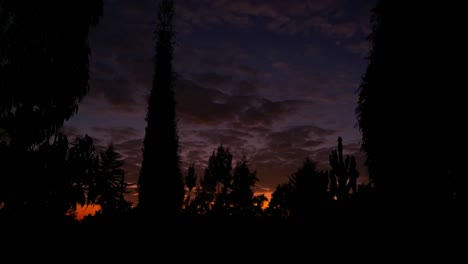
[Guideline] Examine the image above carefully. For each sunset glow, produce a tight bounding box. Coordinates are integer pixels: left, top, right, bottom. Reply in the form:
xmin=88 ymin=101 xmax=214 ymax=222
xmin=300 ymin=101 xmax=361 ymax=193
xmin=73 ymin=205 xmax=101 ymax=221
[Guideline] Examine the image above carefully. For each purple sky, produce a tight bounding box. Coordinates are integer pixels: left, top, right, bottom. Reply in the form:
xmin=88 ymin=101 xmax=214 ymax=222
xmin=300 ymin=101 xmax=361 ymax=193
xmin=65 ymin=0 xmax=377 ymax=204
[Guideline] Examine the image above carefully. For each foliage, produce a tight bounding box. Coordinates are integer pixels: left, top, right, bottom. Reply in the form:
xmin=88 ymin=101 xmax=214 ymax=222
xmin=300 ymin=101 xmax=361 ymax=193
xmin=94 ymin=144 xmax=131 ymax=215
xmin=230 ymin=156 xmax=258 ymax=216
xmin=288 ymin=158 xmax=329 ymax=218
xmin=0 ymin=0 xmax=103 ymax=213
xmin=138 ymin=0 xmax=184 ymax=216
xmin=328 ymin=137 xmax=359 ymax=201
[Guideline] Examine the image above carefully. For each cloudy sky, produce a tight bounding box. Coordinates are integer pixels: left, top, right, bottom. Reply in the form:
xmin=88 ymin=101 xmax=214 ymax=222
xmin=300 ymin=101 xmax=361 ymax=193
xmin=65 ymin=0 xmax=377 ymax=204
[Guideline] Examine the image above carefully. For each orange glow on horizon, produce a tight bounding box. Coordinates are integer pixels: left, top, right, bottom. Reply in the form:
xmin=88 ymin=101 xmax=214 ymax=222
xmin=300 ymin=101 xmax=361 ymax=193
xmin=73 ymin=204 xmax=101 ymax=220
xmin=69 ymin=192 xmax=272 ymax=220
xmin=255 ymin=191 xmax=272 ymax=209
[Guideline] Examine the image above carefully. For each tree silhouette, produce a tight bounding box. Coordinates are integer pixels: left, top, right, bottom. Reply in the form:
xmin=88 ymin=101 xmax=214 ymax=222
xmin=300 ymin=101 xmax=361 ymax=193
xmin=328 ymin=137 xmax=359 ymax=202
xmin=355 ymin=1 xmax=454 ymax=210
xmin=266 ymin=183 xmax=291 ymax=219
xmin=202 ymin=148 xmax=223 ymax=194
xmin=68 ymin=135 xmax=99 ymax=212
xmin=288 ymin=158 xmax=329 ymax=220
xmin=183 ymin=163 xmax=197 ymax=207
xmin=0 ymin=1 xmax=103 ymax=148
xmin=184 ymin=161 xmax=218 ymax=216
xmin=138 ymin=0 xmax=184 ymax=216
xmin=35 ymin=133 xmax=71 ymax=217
xmin=94 ymin=144 xmax=131 ymax=216
xmin=230 ymin=156 xmax=259 ymax=216
xmin=204 ymin=145 xmax=232 ymax=215
xmin=0 ymin=0 xmax=103 ymax=212
xmin=251 ymin=194 xmax=268 ymax=217
xmin=185 ymin=164 xmax=197 ymax=192
xmin=2 ymin=133 xmax=106 ymax=219
xmin=188 ymin=146 xmax=263 ymax=217
xmin=205 ymin=145 xmax=233 ymax=193
xmin=355 ymin=0 xmax=386 ymax=202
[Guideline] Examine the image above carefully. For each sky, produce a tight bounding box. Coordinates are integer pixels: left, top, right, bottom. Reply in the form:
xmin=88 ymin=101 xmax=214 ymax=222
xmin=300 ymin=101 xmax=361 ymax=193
xmin=65 ymin=0 xmax=377 ymax=205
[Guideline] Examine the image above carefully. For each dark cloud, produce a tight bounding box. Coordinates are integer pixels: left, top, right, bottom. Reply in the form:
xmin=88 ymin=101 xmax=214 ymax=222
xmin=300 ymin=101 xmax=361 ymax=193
xmin=272 ymin=60 xmax=291 ymax=71
xmin=175 ymin=44 xmax=247 ymax=77
xmin=187 ymin=55 xmax=261 ymax=83
xmin=194 ymin=129 xmax=253 ymax=146
xmin=267 ymin=126 xmax=334 ymax=147
xmin=344 ymin=40 xmax=371 ymax=56
xmin=88 ymin=78 xmax=140 ymax=112
xmin=179 ymin=140 xmax=206 ymax=167
xmin=191 ymin=72 xmax=233 ymax=87
xmin=250 ymin=152 xmax=306 ymax=187
xmin=269 ymin=17 xmax=358 ymax=38
xmin=61 ymin=125 xmax=82 ymax=139
xmin=222 ymin=14 xmax=255 ymax=28
xmin=256 ymin=67 xmax=361 ymax=109
xmin=239 ymin=99 xmax=302 ymax=127
xmin=232 ymin=80 xmax=257 ymax=96
xmin=175 ymin=78 xmax=243 ymax=125
xmin=86 ymin=0 xmax=154 ymax=113
xmin=174 ymin=45 xmax=266 ymax=97
xmin=114 ymin=139 xmax=143 ymax=159
xmin=179 ymin=139 xmax=210 ymax=149
xmin=176 ymin=78 xmax=302 ymax=127
xmin=91 ymin=126 xmax=140 ymax=144
xmin=257 ymin=72 xmax=329 ymax=101
xmin=236 ymin=65 xmax=261 ymax=79
xmin=184 ymin=150 xmax=208 ymax=163
xmin=176 ymin=0 xmax=369 ymax=39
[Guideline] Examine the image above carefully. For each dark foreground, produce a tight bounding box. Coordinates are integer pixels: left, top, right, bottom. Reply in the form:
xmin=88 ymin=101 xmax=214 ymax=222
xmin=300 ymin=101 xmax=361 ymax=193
xmin=1 ymin=206 xmax=466 ymax=262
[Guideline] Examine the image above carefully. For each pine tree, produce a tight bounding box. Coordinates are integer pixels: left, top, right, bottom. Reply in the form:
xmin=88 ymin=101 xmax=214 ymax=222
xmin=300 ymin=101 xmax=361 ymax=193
xmin=230 ymin=156 xmax=258 ymax=216
xmin=68 ymin=135 xmax=99 ymax=211
xmin=288 ymin=158 xmax=329 ymax=219
xmin=96 ymin=144 xmax=131 ymax=215
xmin=265 ymin=183 xmax=291 ymax=219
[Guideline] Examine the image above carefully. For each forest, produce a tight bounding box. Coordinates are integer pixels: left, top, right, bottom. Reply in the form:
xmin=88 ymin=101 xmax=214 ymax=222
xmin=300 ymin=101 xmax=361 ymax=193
xmin=0 ymin=0 xmax=465 ymax=247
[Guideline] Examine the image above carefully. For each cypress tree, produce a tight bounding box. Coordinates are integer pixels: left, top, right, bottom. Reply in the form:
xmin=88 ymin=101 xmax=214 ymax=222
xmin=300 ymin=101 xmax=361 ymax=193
xmin=137 ymin=0 xmax=184 ymax=217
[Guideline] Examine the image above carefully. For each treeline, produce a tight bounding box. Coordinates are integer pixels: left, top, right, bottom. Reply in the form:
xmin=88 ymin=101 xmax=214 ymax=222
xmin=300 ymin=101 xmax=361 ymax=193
xmin=1 ymin=133 xmax=370 ymax=225
xmin=180 ymin=137 xmax=370 ymax=221
xmin=0 ymin=133 xmax=131 ymax=220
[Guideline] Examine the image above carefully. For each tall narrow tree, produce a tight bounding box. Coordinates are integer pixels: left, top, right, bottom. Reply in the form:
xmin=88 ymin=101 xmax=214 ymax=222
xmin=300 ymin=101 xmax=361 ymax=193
xmin=138 ymin=0 xmax=184 ymax=216
xmin=356 ymin=1 xmax=454 ymax=210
